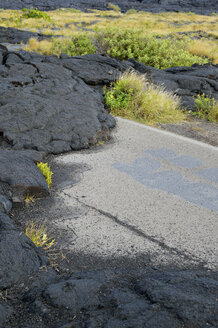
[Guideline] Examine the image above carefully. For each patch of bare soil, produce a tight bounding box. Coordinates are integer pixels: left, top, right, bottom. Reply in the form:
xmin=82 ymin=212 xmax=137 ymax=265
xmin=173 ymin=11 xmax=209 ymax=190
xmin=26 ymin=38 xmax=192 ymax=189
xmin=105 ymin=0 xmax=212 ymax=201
xmin=157 ymin=117 xmax=218 ymax=147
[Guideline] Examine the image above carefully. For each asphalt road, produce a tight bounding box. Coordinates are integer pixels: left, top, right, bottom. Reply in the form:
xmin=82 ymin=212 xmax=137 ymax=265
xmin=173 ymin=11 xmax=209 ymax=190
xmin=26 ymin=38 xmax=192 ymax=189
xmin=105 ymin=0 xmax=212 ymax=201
xmin=53 ymin=118 xmax=218 ymax=271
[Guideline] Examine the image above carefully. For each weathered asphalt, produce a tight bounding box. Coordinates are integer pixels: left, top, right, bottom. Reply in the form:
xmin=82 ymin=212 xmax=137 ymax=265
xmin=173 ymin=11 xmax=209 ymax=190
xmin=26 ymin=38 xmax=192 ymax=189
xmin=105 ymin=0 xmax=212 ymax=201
xmin=53 ymin=118 xmax=218 ymax=271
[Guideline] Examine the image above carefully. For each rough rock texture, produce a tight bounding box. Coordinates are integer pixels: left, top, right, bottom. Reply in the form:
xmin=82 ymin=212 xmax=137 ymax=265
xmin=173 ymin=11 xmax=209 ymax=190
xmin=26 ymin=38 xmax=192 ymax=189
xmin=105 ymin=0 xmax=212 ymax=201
xmin=0 ymin=147 xmax=54 ymax=324
xmin=61 ymin=54 xmax=131 ymax=85
xmin=0 ymin=303 xmax=14 ymax=327
xmin=136 ymin=270 xmax=218 ymax=327
xmin=0 ymin=42 xmax=217 ymax=327
xmin=43 ymin=275 xmax=103 ymax=311
xmin=33 ymin=269 xmax=218 ymax=327
xmin=0 ymin=26 xmax=53 ymax=45
xmin=0 ymin=210 xmax=48 ymax=290
xmin=0 ymin=0 xmax=217 ymax=15
xmin=0 ymin=182 xmax=12 ymax=213
xmin=129 ymin=59 xmax=218 ymax=108
xmin=0 ymin=170 xmax=53 ymax=325
xmin=0 ymin=50 xmax=119 ymax=154
xmin=0 ymin=45 xmax=217 ymax=154
xmin=0 ymin=149 xmax=48 ymax=201
xmin=1 ymin=42 xmax=218 ymax=155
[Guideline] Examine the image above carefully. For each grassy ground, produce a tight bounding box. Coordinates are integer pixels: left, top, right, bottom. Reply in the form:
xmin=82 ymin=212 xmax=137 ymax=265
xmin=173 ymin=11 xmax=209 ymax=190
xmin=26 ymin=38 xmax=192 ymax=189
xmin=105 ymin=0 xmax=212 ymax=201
xmin=0 ymin=8 xmax=217 ymax=64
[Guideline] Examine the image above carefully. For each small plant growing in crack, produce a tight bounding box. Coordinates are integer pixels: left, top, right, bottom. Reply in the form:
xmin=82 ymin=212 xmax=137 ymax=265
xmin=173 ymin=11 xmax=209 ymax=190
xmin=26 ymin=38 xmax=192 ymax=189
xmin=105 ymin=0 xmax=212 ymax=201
xmin=37 ymin=162 xmax=53 ymax=188
xmin=24 ymin=194 xmax=35 ymax=205
xmin=25 ymin=222 xmax=55 ymax=250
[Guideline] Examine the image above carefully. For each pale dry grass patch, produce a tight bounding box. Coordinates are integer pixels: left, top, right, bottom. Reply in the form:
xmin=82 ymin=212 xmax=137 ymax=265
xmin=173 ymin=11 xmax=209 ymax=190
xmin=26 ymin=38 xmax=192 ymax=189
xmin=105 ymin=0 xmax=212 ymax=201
xmin=25 ymin=38 xmax=54 ymax=55
xmin=187 ymin=39 xmax=218 ymax=63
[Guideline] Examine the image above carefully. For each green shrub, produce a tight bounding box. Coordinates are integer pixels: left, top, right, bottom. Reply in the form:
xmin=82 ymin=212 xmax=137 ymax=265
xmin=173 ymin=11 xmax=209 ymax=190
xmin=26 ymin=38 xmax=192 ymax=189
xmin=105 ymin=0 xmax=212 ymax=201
xmin=22 ymin=7 xmax=51 ymax=20
xmin=194 ymin=93 xmax=218 ymax=122
xmin=37 ymin=162 xmax=53 ymax=188
xmin=27 ymin=28 xmax=208 ymax=69
xmin=51 ymin=34 xmax=96 ymax=56
xmin=95 ymin=28 xmax=208 ymax=69
xmin=107 ymin=3 xmax=121 ymax=12
xmin=104 ymin=71 xmax=186 ymax=124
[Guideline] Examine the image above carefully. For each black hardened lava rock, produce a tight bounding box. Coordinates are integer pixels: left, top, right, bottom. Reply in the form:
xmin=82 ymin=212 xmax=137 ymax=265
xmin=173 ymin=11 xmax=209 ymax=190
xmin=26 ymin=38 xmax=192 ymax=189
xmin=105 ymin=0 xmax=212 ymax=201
xmin=129 ymin=59 xmax=218 ymax=108
xmin=0 ymin=45 xmax=218 ymax=154
xmin=0 ymin=43 xmax=217 ymax=327
xmin=0 ymin=149 xmax=48 ymax=201
xmin=0 ymin=0 xmax=217 ymax=15
xmin=0 ymin=26 xmax=55 ymax=45
xmin=11 ymin=268 xmax=217 ymax=328
xmin=0 ymin=50 xmax=117 ymax=154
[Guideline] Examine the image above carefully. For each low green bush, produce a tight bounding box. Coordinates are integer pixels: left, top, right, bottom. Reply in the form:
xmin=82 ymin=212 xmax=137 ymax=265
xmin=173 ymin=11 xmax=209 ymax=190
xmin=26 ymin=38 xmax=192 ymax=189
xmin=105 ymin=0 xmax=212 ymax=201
xmin=27 ymin=28 xmax=208 ymax=69
xmin=22 ymin=7 xmax=51 ymax=20
xmin=104 ymin=71 xmax=186 ymax=124
xmin=194 ymin=93 xmax=218 ymax=122
xmin=95 ymin=29 xmax=208 ymax=69
xmin=50 ymin=34 xmax=96 ymax=56
xmin=126 ymin=9 xmax=137 ymax=15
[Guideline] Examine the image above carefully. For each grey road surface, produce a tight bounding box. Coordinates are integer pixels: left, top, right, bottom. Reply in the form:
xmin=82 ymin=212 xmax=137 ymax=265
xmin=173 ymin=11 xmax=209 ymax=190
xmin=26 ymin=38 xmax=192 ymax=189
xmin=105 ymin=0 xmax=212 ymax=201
xmin=53 ymin=118 xmax=218 ymax=270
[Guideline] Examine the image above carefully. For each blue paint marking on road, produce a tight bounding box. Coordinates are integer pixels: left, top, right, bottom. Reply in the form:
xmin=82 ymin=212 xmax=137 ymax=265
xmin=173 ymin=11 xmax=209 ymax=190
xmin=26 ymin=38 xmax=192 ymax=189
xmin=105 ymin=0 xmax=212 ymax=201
xmin=145 ymin=148 xmax=203 ymax=168
xmin=113 ymin=148 xmax=218 ymax=213
xmin=195 ymin=168 xmax=218 ymax=184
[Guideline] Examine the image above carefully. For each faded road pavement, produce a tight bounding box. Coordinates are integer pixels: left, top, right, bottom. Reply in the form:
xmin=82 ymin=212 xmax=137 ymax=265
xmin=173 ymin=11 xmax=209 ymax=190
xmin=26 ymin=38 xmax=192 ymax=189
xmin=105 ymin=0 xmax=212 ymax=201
xmin=52 ymin=118 xmax=218 ymax=271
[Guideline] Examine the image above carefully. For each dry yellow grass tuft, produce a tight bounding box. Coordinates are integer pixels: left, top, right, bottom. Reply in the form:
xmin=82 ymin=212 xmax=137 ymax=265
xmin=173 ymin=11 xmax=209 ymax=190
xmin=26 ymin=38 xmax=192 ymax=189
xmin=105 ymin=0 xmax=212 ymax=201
xmin=187 ymin=39 xmax=218 ymax=64
xmin=104 ymin=71 xmax=186 ymax=125
xmin=25 ymin=38 xmax=53 ymax=55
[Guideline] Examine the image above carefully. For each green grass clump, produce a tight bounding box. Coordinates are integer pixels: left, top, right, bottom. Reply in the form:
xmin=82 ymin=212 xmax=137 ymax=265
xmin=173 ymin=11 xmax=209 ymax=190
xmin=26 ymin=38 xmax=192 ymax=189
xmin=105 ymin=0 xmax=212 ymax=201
xmin=95 ymin=29 xmax=208 ymax=69
xmin=104 ymin=71 xmax=186 ymax=125
xmin=107 ymin=3 xmax=121 ymax=12
xmin=24 ymin=194 xmax=35 ymax=205
xmin=22 ymin=7 xmax=51 ymax=20
xmin=194 ymin=93 xmax=218 ymax=122
xmin=37 ymin=162 xmax=53 ymax=188
xmin=25 ymin=222 xmax=55 ymax=250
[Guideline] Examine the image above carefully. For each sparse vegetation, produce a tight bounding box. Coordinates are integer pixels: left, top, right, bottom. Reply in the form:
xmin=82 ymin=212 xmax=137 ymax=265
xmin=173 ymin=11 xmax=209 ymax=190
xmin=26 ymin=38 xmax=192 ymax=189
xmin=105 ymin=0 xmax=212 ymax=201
xmin=1 ymin=8 xmax=217 ymax=126
xmin=194 ymin=94 xmax=218 ymax=122
xmin=37 ymin=162 xmax=53 ymax=188
xmin=104 ymin=71 xmax=186 ymax=125
xmin=0 ymin=8 xmax=217 ymax=64
xmin=26 ymin=29 xmax=208 ymax=69
xmin=95 ymin=29 xmax=207 ymax=69
xmin=25 ymin=222 xmax=55 ymax=249
xmin=21 ymin=7 xmax=51 ymax=20
xmin=107 ymin=3 xmax=121 ymax=12
xmin=24 ymin=194 xmax=35 ymax=205
xmin=187 ymin=39 xmax=218 ymax=64
xmin=126 ymin=9 xmax=137 ymax=15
